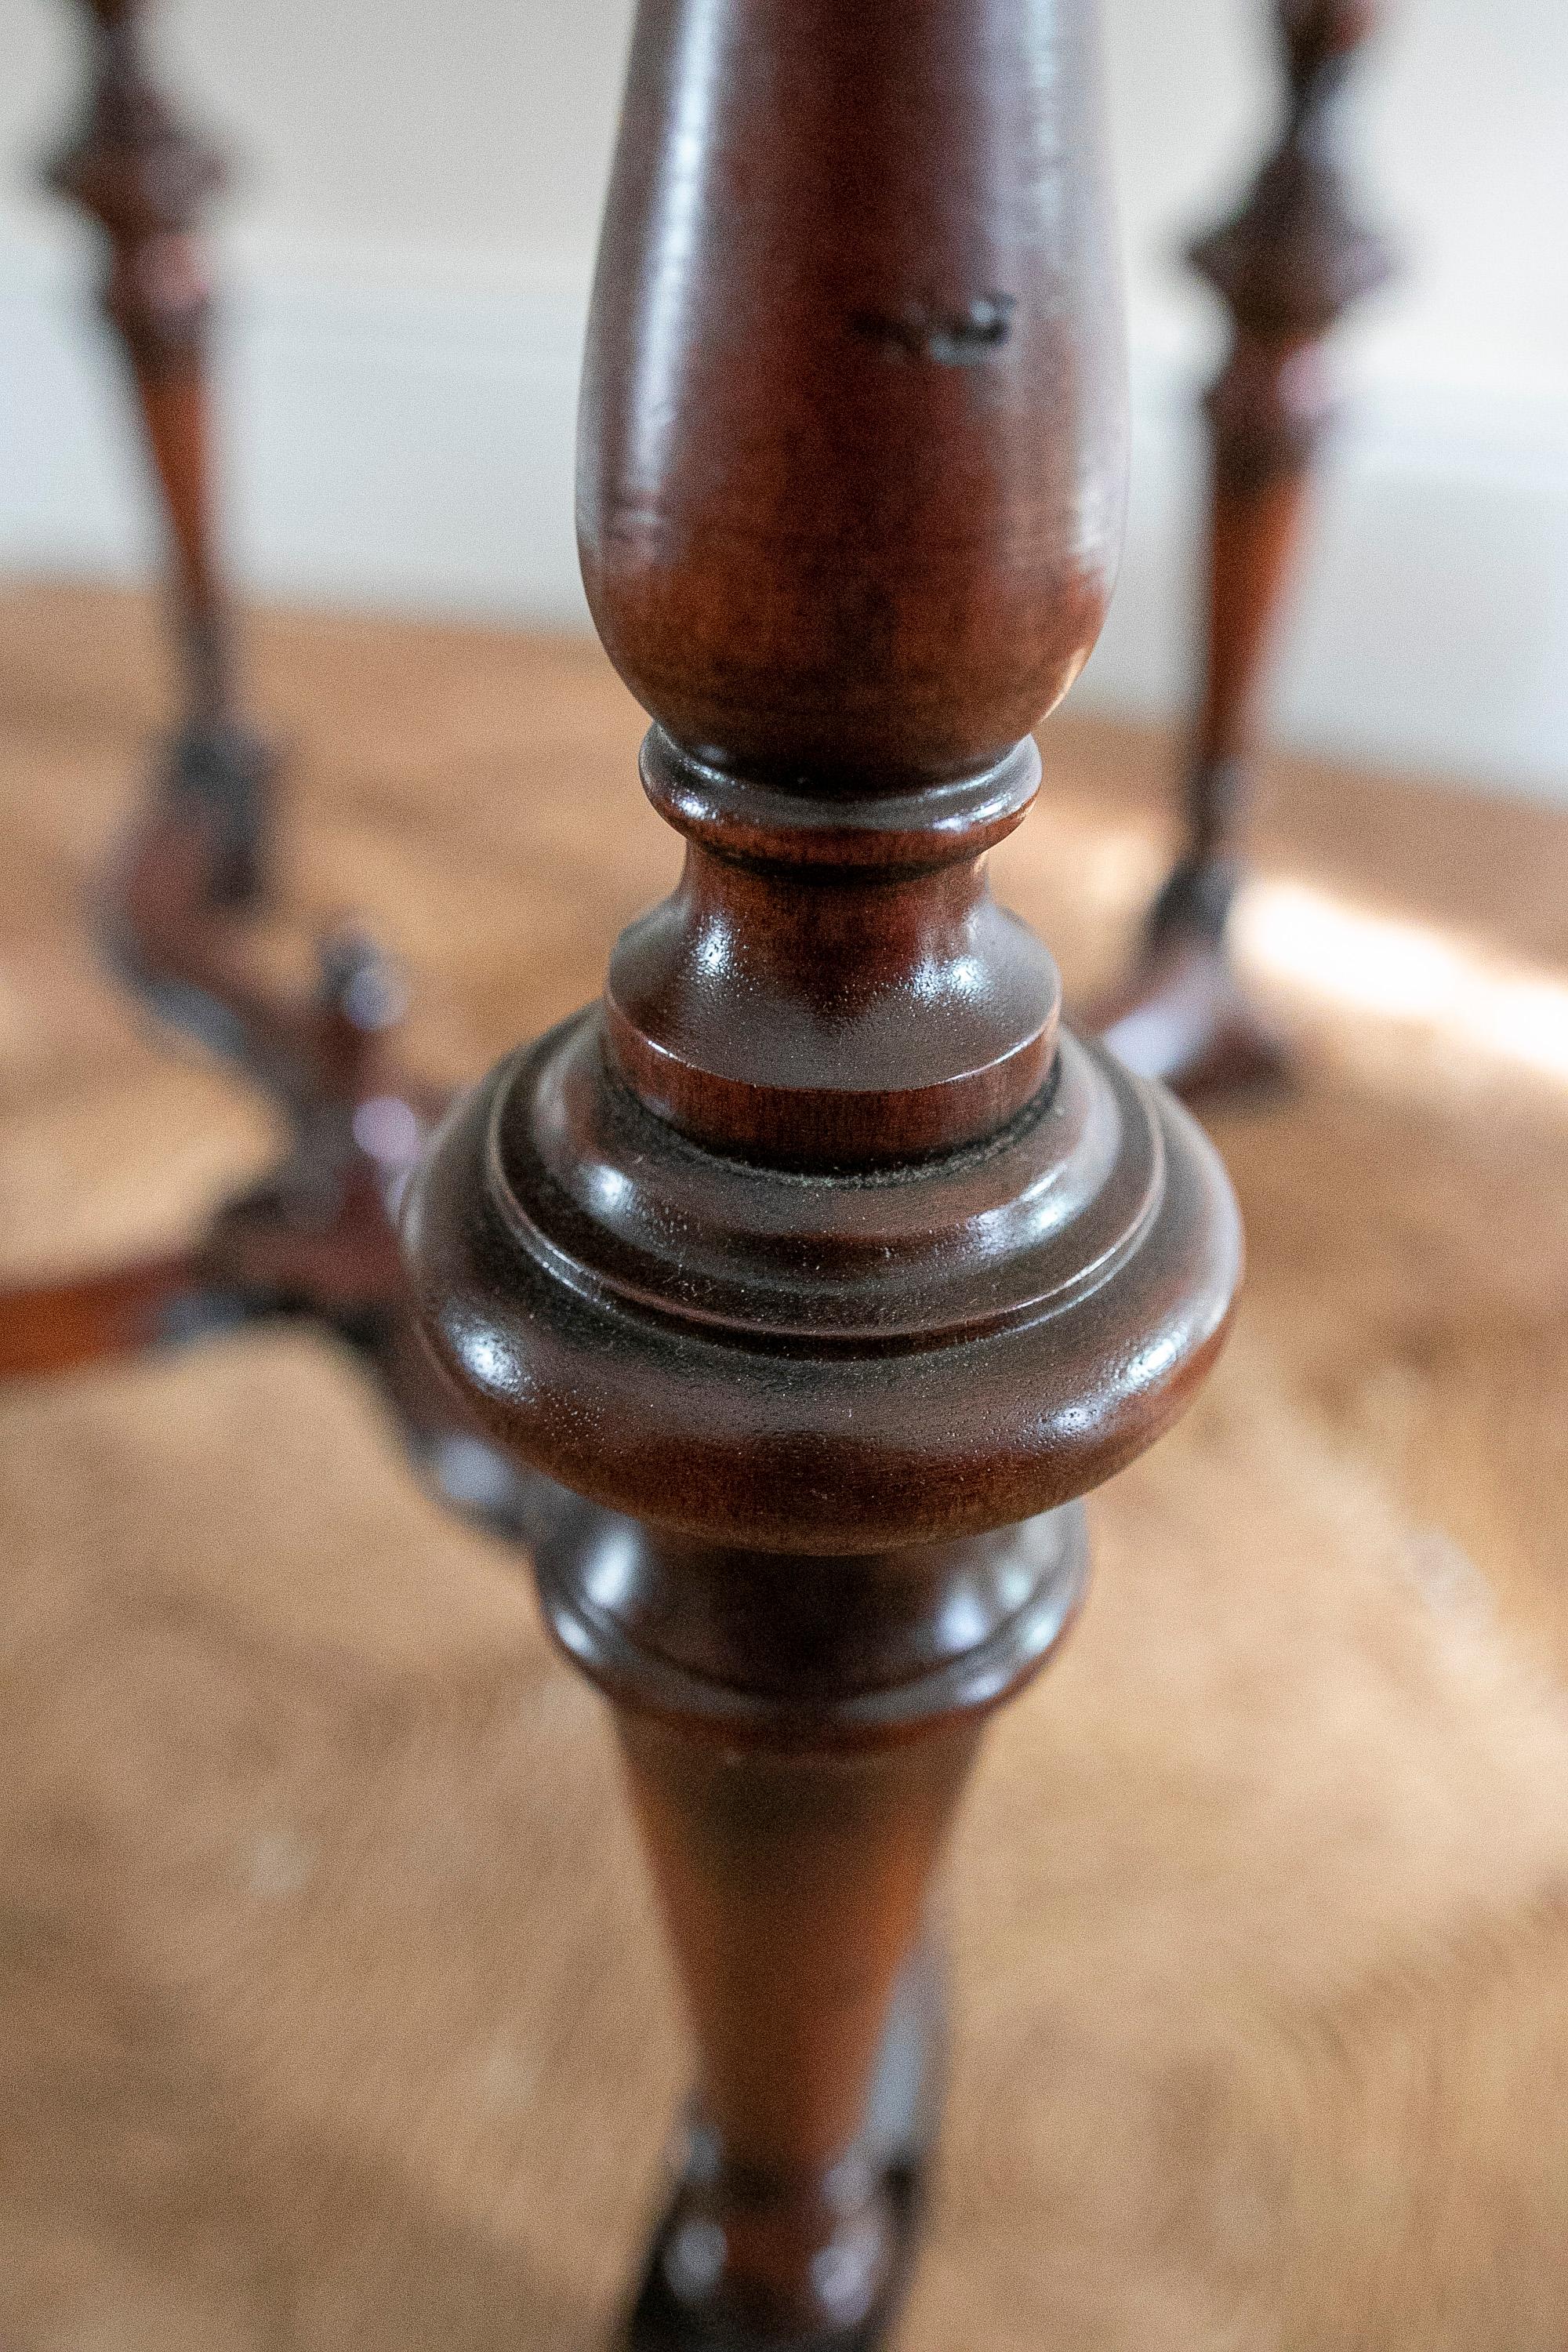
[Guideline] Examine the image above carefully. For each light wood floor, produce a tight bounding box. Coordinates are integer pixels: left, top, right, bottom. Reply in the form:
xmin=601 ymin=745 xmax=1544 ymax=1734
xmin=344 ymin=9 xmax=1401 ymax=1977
xmin=3 ymin=579 xmax=1568 ymax=2350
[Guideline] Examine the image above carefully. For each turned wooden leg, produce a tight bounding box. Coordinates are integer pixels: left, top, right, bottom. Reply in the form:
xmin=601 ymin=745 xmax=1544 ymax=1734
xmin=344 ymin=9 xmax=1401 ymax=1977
xmin=45 ymin=0 xmax=274 ymax=909
xmin=1092 ymin=0 xmax=1394 ymax=1105
xmin=617 ymin=1723 xmax=971 ymax=2344
xmin=526 ymin=1508 xmax=1087 ymax=2345
xmin=405 ymin=2 xmax=1243 ymax=2343
xmin=9 ymin=9 xmax=555 ymax=1557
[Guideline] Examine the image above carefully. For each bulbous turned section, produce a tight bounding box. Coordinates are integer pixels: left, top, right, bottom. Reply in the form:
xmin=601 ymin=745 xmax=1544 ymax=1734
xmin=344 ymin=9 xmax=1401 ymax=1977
xmin=45 ymin=0 xmax=224 ymax=373
xmin=577 ymin=0 xmax=1127 ymax=788
xmin=404 ymin=0 xmax=1240 ymax=1558
xmin=604 ymin=735 xmax=1061 ymax=1166
xmin=1188 ymin=0 xmax=1394 ymax=499
xmin=571 ymin=0 xmax=1129 ymax=1172
xmin=407 ymin=1007 xmax=1235 ymax=1552
xmin=1194 ymin=3 xmax=1392 ymax=346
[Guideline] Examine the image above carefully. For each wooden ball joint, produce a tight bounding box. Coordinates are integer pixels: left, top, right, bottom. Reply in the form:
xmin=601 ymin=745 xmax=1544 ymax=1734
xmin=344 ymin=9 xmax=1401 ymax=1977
xmin=405 ymin=5 xmax=1243 ymax=2347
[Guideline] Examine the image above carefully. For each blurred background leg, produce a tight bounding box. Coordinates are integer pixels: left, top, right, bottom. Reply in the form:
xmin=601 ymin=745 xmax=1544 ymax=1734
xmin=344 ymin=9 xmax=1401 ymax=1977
xmin=1092 ymin=0 xmax=1394 ymax=1104
xmin=45 ymin=0 xmax=274 ymax=913
xmin=9 ymin=8 xmax=539 ymax=1544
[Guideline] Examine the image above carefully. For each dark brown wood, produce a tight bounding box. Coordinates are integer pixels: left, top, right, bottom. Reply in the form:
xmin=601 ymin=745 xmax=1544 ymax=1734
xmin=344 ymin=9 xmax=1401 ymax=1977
xmin=0 ymin=1250 xmax=207 ymax=1379
xmin=24 ymin=3 xmax=426 ymax=1413
xmin=1091 ymin=0 xmax=1394 ymax=1103
xmin=9 ymin=2 xmax=551 ymax=1545
xmin=405 ymin=5 xmax=1242 ymax=2345
xmin=45 ymin=0 xmax=274 ymax=902
xmin=0 ymin=825 xmax=538 ymax=1537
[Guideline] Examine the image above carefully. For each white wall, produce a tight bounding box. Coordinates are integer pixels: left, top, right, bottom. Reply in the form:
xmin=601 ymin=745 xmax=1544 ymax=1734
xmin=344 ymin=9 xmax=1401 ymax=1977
xmin=3 ymin=0 xmax=1566 ymax=798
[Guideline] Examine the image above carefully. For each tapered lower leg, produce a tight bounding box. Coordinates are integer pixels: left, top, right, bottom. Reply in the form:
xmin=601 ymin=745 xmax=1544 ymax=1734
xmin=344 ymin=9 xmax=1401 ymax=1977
xmin=125 ymin=350 xmax=275 ymax=906
xmin=519 ymin=1492 xmax=1087 ymax=2351
xmin=619 ymin=1722 xmax=975 ymax=2346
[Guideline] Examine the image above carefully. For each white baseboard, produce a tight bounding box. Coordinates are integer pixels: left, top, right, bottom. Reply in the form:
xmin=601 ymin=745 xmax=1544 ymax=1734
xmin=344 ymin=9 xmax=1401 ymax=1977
xmin=0 ymin=233 xmax=591 ymax=626
xmin=1084 ymin=332 xmax=1568 ymax=803
xmin=4 ymin=230 xmax=1566 ymax=803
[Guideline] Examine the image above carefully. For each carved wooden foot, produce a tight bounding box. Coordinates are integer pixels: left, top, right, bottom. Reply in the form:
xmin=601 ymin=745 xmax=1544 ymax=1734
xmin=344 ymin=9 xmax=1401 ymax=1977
xmin=1095 ymin=845 xmax=1292 ymax=1109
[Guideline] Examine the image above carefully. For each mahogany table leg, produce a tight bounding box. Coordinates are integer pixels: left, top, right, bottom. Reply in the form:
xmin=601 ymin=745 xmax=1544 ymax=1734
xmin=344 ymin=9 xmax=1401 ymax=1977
xmin=616 ymin=1721 xmax=977 ymax=2344
xmin=1092 ymin=0 xmax=1394 ymax=1105
xmin=530 ymin=1513 xmax=1087 ymax=2347
xmin=0 ymin=1250 xmax=225 ymax=1380
xmin=405 ymin=3 xmax=1243 ymax=2344
xmin=45 ymin=0 xmax=274 ymax=912
xmin=12 ymin=20 xmax=554 ymax=1554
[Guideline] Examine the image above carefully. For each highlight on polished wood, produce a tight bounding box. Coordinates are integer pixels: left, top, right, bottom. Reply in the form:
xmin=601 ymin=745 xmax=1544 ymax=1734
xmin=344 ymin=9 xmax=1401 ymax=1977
xmin=403 ymin=4 xmax=1242 ymax=2345
xmin=1091 ymin=0 xmax=1394 ymax=1104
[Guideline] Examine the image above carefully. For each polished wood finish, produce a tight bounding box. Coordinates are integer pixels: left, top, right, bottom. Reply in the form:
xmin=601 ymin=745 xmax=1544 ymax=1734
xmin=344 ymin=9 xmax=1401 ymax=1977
xmin=45 ymin=0 xmax=274 ymax=899
xmin=405 ymin=5 xmax=1241 ymax=2345
xmin=1092 ymin=0 xmax=1394 ymax=1102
